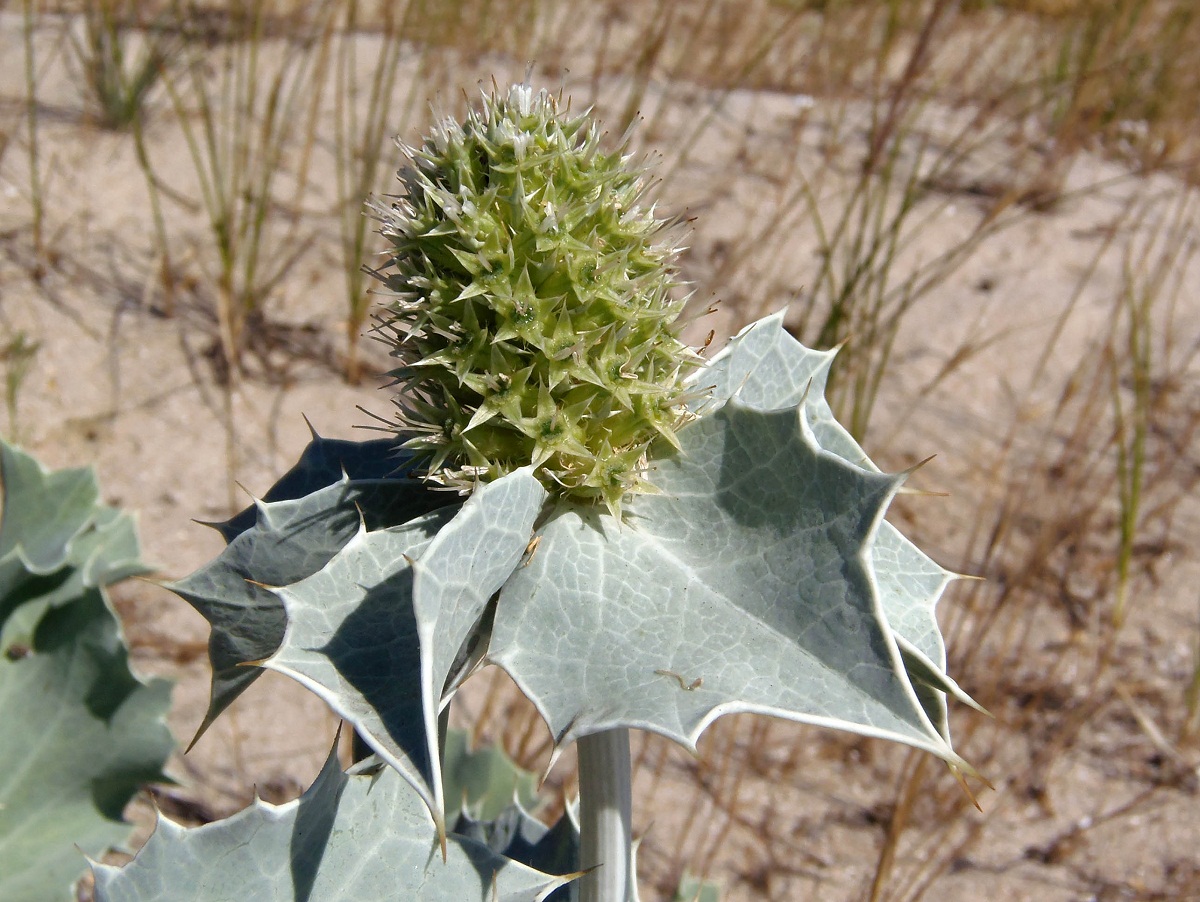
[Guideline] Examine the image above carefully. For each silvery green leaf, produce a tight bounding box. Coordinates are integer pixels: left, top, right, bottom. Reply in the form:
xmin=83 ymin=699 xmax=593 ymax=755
xmin=871 ymin=522 xmax=981 ymax=737
xmin=0 ymin=441 xmax=172 ymax=902
xmin=673 ymin=873 xmax=720 ymax=902
xmin=443 ymin=731 xmax=579 ymax=898
xmin=870 ymin=521 xmax=952 ymax=673
xmin=170 ymin=476 xmax=451 ymax=745
xmin=213 ymin=432 xmax=416 ymax=542
xmin=452 ymin=802 xmax=579 ymax=884
xmin=68 ymin=505 xmax=148 ymax=588
xmin=92 ymin=750 xmax=570 ymax=902
xmin=0 ymin=591 xmax=173 ymax=902
xmin=265 ymin=469 xmax=545 ymax=831
xmin=1 ymin=503 xmax=149 ymax=645
xmin=0 ymin=441 xmax=99 ymax=577
xmin=491 ymin=399 xmax=963 ymax=765
xmin=443 ymin=729 xmax=541 ymax=822
xmin=697 ymin=309 xmax=869 ymax=467
xmin=698 ymin=312 xmax=975 ymax=734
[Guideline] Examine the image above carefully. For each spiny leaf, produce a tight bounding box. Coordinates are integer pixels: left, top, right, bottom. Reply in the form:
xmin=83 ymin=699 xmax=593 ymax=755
xmin=211 ymin=432 xmax=416 ymax=542
xmin=699 ymin=312 xmax=970 ymax=736
xmin=452 ymin=801 xmax=580 ymax=892
xmin=696 ymin=309 xmax=868 ymax=466
xmin=264 ymin=469 xmax=545 ymax=833
xmin=488 ymin=316 xmax=976 ymax=768
xmin=490 ymin=400 xmax=960 ymax=763
xmin=92 ymin=749 xmax=570 ymax=902
xmin=170 ymin=476 xmax=452 ymax=746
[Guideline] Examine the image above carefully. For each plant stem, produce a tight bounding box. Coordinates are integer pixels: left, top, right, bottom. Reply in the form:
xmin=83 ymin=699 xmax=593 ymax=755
xmin=131 ymin=105 xmax=175 ymax=315
xmin=577 ymin=728 xmax=633 ymax=902
xmin=22 ymin=0 xmax=43 ymax=263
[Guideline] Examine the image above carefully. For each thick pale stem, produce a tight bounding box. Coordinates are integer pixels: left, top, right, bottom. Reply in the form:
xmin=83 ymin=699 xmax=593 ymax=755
xmin=577 ymin=728 xmax=633 ymax=902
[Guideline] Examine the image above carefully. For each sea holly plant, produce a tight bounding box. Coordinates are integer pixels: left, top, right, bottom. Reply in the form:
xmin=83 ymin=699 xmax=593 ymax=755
xmin=95 ymin=85 xmax=979 ymax=901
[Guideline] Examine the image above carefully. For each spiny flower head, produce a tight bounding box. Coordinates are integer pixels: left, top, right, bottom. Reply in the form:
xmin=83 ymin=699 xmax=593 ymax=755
xmin=371 ymin=85 xmax=702 ymax=515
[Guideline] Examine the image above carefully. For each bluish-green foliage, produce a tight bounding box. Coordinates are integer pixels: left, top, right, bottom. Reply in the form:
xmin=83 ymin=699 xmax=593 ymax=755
xmin=0 ymin=441 xmax=173 ymax=902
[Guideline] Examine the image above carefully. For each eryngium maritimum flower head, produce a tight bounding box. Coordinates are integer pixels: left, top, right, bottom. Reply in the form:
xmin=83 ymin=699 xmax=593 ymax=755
xmin=372 ymin=84 xmax=702 ymax=515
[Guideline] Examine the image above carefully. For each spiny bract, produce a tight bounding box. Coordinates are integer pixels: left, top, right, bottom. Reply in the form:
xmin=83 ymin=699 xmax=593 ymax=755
xmin=372 ymin=84 xmax=701 ymax=515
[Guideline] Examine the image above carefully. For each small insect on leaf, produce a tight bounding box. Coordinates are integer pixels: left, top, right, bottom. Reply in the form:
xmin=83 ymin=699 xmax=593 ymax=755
xmin=522 ymin=534 xmax=542 ymax=567
xmin=655 ymin=669 xmax=703 ymax=691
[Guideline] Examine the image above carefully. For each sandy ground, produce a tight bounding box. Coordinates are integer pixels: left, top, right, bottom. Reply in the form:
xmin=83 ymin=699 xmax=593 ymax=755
xmin=3 ymin=11 xmax=1199 ymax=901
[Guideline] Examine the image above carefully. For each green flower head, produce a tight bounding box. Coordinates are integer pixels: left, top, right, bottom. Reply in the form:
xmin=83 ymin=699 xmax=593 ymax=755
xmin=372 ymin=84 xmax=702 ymax=515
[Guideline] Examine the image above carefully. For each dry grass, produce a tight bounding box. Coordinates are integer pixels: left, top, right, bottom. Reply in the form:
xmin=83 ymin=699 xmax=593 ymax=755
xmin=7 ymin=0 xmax=1200 ymax=899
